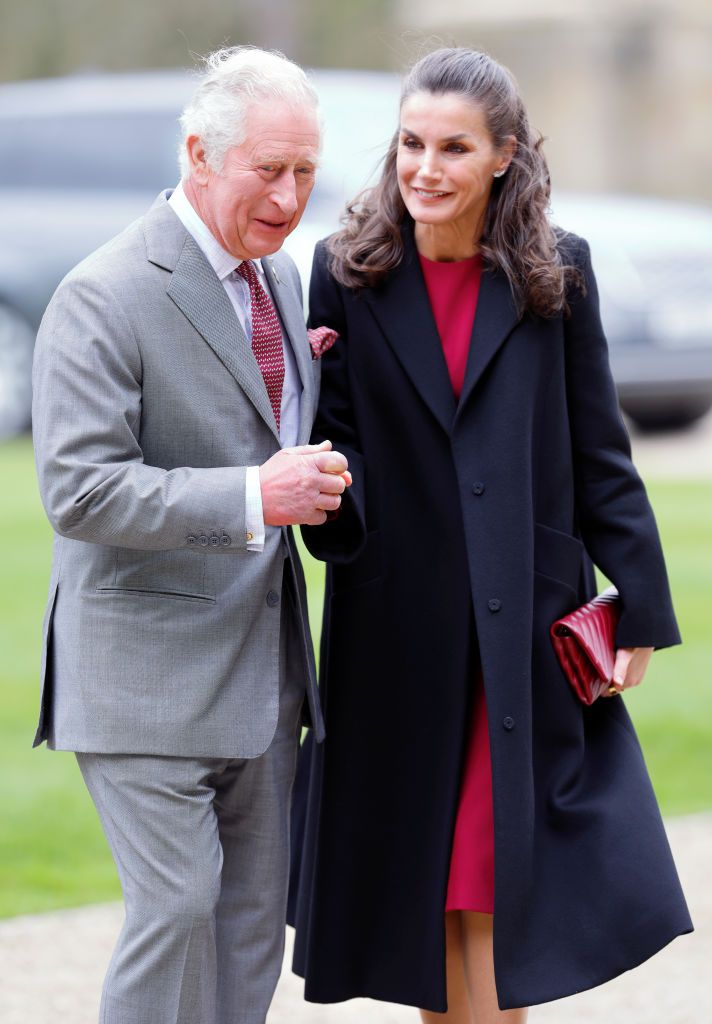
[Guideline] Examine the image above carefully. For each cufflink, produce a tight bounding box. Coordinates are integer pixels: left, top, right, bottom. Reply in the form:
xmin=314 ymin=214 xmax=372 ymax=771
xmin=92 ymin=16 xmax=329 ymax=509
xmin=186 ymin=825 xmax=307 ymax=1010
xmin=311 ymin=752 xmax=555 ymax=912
xmin=246 ymin=531 xmax=254 ymax=542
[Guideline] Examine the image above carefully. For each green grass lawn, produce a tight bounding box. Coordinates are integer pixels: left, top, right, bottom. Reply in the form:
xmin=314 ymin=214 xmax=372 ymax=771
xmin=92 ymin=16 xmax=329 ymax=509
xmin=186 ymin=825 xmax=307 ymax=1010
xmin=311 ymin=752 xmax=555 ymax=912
xmin=1 ymin=435 xmax=710 ymax=918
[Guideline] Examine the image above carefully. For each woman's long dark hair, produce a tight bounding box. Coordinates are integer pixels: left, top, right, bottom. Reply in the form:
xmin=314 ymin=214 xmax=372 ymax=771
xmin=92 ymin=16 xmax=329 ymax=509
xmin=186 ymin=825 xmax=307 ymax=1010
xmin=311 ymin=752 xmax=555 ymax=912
xmin=329 ymin=48 xmax=581 ymax=317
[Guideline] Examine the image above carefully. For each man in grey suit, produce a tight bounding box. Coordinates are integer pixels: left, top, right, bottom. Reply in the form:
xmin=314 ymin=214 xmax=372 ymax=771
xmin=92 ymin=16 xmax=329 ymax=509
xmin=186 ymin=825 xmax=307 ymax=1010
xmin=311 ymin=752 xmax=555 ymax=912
xmin=32 ymin=46 xmax=348 ymax=1024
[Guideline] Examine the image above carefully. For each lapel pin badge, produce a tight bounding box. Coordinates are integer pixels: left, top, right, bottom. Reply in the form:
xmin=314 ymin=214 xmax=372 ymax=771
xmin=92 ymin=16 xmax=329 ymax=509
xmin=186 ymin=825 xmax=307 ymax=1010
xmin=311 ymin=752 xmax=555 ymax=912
xmin=268 ymin=258 xmax=282 ymax=285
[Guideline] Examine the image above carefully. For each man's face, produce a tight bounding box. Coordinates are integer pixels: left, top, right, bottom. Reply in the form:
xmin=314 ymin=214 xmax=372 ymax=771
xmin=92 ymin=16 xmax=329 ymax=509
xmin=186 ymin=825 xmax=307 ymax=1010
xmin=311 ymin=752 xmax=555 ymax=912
xmin=186 ymin=99 xmax=320 ymax=260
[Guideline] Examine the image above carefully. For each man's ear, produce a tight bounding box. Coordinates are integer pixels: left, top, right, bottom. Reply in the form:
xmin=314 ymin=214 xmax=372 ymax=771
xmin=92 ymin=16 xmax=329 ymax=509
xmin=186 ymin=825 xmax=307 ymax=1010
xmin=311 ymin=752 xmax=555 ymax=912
xmin=186 ymin=135 xmax=210 ymax=185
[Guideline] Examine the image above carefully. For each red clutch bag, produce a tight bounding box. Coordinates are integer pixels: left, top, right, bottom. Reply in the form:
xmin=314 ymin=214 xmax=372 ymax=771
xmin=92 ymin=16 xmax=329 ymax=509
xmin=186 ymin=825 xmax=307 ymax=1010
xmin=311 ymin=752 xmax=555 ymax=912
xmin=550 ymin=587 xmax=621 ymax=705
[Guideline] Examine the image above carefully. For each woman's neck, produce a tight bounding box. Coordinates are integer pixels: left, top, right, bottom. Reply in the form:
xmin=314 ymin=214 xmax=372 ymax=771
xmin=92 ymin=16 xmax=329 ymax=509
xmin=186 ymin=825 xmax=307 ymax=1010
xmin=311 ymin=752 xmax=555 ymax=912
xmin=414 ymin=221 xmax=481 ymax=263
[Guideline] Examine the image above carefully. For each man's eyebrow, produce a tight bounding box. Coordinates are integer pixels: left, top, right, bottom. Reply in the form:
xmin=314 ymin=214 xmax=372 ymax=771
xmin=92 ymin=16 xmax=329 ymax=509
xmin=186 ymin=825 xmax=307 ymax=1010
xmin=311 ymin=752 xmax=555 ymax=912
xmin=254 ymin=152 xmax=318 ymax=164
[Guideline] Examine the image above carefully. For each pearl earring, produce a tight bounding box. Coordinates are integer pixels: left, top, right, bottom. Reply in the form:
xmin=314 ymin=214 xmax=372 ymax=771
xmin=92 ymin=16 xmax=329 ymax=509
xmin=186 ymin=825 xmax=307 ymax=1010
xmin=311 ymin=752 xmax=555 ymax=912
xmin=493 ymin=168 xmax=507 ymax=178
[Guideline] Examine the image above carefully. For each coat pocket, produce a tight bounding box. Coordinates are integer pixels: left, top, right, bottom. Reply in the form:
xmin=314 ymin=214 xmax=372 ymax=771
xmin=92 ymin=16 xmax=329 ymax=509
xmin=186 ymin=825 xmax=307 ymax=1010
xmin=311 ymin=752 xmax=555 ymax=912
xmin=533 ymin=522 xmax=584 ymax=594
xmin=330 ymin=529 xmax=381 ymax=595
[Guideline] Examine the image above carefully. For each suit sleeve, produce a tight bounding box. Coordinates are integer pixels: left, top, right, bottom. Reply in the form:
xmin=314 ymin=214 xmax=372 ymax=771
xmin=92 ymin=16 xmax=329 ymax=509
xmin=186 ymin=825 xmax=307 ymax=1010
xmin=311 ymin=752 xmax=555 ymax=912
xmin=300 ymin=241 xmax=367 ymax=563
xmin=565 ymin=237 xmax=681 ymax=649
xmin=32 ymin=272 xmax=250 ymax=552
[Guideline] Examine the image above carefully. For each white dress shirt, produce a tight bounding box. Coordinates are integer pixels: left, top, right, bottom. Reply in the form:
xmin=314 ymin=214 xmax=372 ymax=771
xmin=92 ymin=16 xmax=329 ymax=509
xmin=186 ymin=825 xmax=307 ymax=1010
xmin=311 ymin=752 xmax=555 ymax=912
xmin=168 ymin=183 xmax=303 ymax=551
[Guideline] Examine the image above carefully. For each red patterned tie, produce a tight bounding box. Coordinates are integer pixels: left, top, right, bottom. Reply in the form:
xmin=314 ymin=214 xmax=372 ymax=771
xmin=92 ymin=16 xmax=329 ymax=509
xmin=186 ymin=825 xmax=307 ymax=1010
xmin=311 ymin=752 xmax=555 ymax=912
xmin=236 ymin=260 xmax=285 ymax=430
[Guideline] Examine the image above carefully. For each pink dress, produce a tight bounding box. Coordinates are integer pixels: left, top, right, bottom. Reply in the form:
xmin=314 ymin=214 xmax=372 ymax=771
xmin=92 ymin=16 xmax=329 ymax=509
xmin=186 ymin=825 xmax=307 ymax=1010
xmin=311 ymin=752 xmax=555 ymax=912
xmin=419 ymin=252 xmax=495 ymax=915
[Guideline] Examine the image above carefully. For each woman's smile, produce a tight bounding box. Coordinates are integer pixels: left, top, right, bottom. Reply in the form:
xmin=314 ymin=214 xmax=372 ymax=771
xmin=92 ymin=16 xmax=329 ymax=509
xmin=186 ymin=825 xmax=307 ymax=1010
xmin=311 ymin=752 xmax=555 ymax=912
xmin=411 ymin=187 xmax=452 ymax=200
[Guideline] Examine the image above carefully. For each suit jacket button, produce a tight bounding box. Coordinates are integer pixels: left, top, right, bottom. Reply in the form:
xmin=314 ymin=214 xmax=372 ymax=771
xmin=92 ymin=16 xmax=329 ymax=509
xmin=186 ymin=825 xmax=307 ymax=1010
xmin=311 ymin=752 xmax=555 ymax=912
xmin=221 ymin=534 xmax=231 ymax=546
xmin=488 ymin=598 xmax=502 ymax=612
xmin=186 ymin=535 xmax=197 ymax=546
xmin=209 ymin=534 xmax=220 ymax=547
xmin=198 ymin=534 xmax=209 ymax=546
xmin=472 ymin=482 xmax=485 ymax=496
xmin=266 ymin=590 xmax=280 ymax=607
xmin=503 ymin=716 xmax=515 ymax=731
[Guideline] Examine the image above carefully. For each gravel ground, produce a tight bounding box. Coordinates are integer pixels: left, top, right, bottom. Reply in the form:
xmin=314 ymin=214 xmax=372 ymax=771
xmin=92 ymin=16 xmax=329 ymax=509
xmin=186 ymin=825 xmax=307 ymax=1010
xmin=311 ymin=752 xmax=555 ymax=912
xmin=0 ymin=813 xmax=709 ymax=1024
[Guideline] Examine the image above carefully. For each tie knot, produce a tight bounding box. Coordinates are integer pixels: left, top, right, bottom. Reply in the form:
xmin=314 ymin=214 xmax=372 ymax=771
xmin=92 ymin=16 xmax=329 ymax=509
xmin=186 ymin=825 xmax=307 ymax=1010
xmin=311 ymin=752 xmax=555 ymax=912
xmin=236 ymin=260 xmax=258 ymax=287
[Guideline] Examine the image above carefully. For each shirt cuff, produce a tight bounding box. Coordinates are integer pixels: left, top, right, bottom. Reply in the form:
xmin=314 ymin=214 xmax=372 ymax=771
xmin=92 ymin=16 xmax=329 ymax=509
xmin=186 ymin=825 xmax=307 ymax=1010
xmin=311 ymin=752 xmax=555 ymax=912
xmin=245 ymin=466 xmax=265 ymax=551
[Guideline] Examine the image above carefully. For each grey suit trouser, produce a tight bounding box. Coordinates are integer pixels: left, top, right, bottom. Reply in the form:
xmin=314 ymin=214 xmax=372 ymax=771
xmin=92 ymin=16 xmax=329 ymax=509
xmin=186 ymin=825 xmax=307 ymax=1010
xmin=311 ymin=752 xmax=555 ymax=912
xmin=76 ymin=594 xmax=305 ymax=1024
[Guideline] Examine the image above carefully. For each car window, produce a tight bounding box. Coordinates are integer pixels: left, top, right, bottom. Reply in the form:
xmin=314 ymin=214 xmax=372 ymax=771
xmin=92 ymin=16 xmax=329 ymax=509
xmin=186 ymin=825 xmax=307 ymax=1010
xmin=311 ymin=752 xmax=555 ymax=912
xmin=0 ymin=111 xmax=182 ymax=190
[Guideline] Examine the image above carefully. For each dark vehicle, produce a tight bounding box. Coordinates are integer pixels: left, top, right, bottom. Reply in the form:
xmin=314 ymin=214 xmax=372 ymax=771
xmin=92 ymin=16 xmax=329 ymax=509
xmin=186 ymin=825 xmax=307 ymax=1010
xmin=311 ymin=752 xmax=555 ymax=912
xmin=0 ymin=71 xmax=191 ymax=438
xmin=553 ymin=193 xmax=712 ymax=431
xmin=1 ymin=69 xmax=711 ymax=436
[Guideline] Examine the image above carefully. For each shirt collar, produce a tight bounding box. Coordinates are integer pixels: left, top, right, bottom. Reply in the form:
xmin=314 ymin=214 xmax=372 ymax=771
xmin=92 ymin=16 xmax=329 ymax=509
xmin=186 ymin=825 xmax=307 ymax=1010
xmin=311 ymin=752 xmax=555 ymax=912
xmin=168 ymin=181 xmax=265 ymax=282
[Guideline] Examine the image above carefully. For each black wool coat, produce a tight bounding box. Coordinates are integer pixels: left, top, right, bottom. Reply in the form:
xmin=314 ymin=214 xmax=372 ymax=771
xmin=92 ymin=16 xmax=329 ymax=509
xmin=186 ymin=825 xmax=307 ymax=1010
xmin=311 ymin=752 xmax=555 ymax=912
xmin=289 ymin=224 xmax=692 ymax=1011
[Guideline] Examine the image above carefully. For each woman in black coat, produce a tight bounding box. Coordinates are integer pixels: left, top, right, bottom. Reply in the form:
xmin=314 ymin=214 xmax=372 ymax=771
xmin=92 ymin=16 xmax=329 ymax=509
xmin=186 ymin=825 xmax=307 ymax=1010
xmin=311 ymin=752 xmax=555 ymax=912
xmin=290 ymin=48 xmax=692 ymax=1020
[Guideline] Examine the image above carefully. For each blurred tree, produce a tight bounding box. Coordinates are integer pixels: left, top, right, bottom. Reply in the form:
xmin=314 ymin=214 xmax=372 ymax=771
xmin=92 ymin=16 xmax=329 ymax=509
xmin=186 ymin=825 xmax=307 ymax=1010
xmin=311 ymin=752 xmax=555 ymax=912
xmin=0 ymin=0 xmax=397 ymax=81
xmin=299 ymin=0 xmax=397 ymax=69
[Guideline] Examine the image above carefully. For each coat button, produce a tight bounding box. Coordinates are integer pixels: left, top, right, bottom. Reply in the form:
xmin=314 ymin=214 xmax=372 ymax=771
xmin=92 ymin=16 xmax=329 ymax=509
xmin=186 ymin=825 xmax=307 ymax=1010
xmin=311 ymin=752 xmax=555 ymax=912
xmin=503 ymin=716 xmax=515 ymax=731
xmin=186 ymin=535 xmax=197 ymax=546
xmin=220 ymin=534 xmax=231 ymax=546
xmin=266 ymin=590 xmax=280 ymax=607
xmin=472 ymin=482 xmax=485 ymax=496
xmin=488 ymin=598 xmax=502 ymax=612
xmin=198 ymin=534 xmax=209 ymax=546
xmin=209 ymin=534 xmax=220 ymax=547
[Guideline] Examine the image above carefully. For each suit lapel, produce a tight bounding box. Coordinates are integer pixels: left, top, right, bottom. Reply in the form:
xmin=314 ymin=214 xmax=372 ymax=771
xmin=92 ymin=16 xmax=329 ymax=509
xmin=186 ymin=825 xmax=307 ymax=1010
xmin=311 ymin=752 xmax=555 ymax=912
xmin=364 ymin=233 xmax=456 ymax=435
xmin=261 ymin=255 xmax=315 ymax=445
xmin=456 ymin=265 xmax=520 ymax=418
xmin=167 ymin=236 xmax=280 ymax=442
xmin=143 ymin=192 xmax=279 ymax=441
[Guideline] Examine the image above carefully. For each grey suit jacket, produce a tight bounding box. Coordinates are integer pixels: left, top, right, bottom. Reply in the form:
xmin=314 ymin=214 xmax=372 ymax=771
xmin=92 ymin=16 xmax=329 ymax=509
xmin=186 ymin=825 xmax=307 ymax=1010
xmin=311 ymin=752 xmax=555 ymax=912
xmin=32 ymin=191 xmax=323 ymax=757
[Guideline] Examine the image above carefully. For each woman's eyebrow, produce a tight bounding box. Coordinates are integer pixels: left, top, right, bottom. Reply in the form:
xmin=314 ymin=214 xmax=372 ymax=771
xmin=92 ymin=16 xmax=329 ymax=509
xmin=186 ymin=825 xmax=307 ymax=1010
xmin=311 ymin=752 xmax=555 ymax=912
xmin=399 ymin=127 xmax=471 ymax=142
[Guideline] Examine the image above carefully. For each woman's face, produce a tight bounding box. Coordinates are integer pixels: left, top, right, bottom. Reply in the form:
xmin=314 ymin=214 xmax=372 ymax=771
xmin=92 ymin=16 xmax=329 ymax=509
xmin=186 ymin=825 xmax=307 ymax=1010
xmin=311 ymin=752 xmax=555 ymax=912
xmin=396 ymin=91 xmax=512 ymax=240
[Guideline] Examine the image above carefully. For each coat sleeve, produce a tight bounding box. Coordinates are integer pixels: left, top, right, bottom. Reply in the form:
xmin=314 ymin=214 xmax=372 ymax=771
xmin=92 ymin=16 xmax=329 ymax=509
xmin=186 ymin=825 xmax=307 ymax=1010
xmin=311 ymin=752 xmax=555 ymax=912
xmin=564 ymin=236 xmax=681 ymax=649
xmin=300 ymin=241 xmax=367 ymax=564
xmin=32 ymin=271 xmax=250 ymax=552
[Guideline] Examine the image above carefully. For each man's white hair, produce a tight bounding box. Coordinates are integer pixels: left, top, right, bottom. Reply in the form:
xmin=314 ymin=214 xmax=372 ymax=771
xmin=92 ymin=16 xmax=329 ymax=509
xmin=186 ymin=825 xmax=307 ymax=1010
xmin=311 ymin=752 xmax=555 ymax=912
xmin=178 ymin=46 xmax=319 ymax=177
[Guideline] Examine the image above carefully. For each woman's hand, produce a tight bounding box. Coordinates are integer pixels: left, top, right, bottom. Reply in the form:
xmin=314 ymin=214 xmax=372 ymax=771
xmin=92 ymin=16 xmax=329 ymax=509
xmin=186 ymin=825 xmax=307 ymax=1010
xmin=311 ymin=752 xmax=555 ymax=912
xmin=608 ymin=647 xmax=654 ymax=695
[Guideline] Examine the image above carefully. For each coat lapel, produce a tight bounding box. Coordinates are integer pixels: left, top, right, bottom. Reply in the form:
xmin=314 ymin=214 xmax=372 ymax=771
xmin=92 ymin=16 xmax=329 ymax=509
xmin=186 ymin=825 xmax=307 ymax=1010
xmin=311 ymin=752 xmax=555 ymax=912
xmin=364 ymin=222 xmax=521 ymax=434
xmin=364 ymin=232 xmax=456 ymax=435
xmin=456 ymin=265 xmax=521 ymax=419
